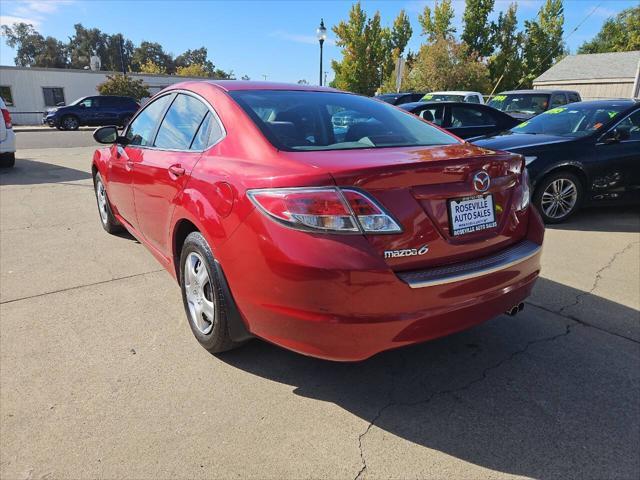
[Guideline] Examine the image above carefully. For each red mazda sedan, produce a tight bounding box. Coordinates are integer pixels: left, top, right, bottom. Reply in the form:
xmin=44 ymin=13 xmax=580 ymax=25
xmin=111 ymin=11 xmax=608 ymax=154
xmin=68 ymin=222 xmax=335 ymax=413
xmin=92 ymin=81 xmax=544 ymax=361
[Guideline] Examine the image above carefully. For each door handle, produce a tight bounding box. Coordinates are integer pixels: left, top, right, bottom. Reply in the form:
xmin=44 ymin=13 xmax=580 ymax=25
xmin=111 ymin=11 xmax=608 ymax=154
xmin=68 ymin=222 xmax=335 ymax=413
xmin=168 ymin=164 xmax=185 ymax=178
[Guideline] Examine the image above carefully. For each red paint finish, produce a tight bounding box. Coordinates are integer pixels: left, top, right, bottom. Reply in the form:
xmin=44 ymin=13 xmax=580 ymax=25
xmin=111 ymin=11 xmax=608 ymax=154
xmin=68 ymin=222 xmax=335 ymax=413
xmin=93 ymin=81 xmax=544 ymax=361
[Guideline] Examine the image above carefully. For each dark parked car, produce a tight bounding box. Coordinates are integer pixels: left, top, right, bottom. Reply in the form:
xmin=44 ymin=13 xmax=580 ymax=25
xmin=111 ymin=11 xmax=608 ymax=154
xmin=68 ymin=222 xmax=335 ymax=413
xmin=375 ymin=92 xmax=425 ymax=105
xmin=473 ymin=100 xmax=640 ymax=223
xmin=43 ymin=95 xmax=139 ymax=130
xmin=400 ymin=101 xmax=521 ymax=139
xmin=487 ymin=89 xmax=582 ymax=121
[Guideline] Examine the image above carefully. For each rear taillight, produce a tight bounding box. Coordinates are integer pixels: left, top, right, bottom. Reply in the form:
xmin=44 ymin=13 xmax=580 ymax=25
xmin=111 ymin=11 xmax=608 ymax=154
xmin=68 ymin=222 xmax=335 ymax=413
xmin=2 ymin=109 xmax=12 ymax=129
xmin=247 ymin=187 xmax=402 ymax=234
xmin=517 ymin=166 xmax=531 ymax=211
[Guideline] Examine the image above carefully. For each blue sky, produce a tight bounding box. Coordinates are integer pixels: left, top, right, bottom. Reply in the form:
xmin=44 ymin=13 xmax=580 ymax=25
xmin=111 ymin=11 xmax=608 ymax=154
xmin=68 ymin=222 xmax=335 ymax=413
xmin=0 ymin=0 xmax=636 ymax=83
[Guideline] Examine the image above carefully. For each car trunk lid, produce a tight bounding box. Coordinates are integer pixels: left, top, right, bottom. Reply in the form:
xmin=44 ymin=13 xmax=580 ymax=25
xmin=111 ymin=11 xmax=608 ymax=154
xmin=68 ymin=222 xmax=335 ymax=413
xmin=284 ymin=144 xmax=529 ymax=271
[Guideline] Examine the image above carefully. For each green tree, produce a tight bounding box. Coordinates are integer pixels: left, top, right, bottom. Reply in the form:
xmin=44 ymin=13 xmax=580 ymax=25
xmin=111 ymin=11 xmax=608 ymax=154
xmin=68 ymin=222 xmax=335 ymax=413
xmin=418 ymin=0 xmax=456 ymax=41
xmin=462 ymin=0 xmax=495 ymax=57
xmin=331 ymin=2 xmax=391 ymax=95
xmin=241 ymin=75 xmax=251 ymax=80
xmin=97 ymin=74 xmax=150 ymax=101
xmin=578 ymin=6 xmax=640 ymax=54
xmin=406 ymin=38 xmax=491 ymax=93
xmin=103 ymin=33 xmax=135 ymax=72
xmin=68 ymin=24 xmax=107 ymax=69
xmin=488 ymin=3 xmax=523 ymax=92
xmin=175 ymin=47 xmax=215 ymax=74
xmin=131 ymin=41 xmax=174 ymax=73
xmin=520 ymin=0 xmax=565 ymax=88
xmin=1 ymin=23 xmax=69 ymax=68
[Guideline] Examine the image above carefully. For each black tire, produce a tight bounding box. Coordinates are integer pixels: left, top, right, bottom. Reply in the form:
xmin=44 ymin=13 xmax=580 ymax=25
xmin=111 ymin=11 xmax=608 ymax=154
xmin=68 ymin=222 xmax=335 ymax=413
xmin=179 ymin=231 xmax=242 ymax=354
xmin=61 ymin=115 xmax=79 ymax=130
xmin=93 ymin=172 xmax=123 ymax=234
xmin=0 ymin=152 xmax=15 ymax=168
xmin=533 ymin=171 xmax=584 ymax=224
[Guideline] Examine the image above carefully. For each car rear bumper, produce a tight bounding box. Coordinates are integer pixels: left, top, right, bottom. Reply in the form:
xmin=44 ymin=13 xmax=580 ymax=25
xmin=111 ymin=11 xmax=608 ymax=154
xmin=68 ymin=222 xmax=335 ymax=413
xmin=0 ymin=129 xmax=16 ymax=154
xmin=219 ymin=208 xmax=544 ymax=361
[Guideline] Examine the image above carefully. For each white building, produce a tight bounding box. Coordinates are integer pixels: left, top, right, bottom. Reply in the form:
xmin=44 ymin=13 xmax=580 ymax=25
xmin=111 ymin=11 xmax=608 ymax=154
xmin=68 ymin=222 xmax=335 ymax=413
xmin=0 ymin=66 xmax=208 ymax=125
xmin=533 ymin=51 xmax=640 ymax=100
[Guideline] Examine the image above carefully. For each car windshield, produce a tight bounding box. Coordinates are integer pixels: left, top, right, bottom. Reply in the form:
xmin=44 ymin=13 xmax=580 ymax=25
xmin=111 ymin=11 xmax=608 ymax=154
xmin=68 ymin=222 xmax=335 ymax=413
xmin=230 ymin=90 xmax=458 ymax=151
xmin=422 ymin=94 xmax=465 ymax=102
xmin=488 ymin=94 xmax=550 ymax=115
xmin=510 ymin=104 xmax=629 ymax=137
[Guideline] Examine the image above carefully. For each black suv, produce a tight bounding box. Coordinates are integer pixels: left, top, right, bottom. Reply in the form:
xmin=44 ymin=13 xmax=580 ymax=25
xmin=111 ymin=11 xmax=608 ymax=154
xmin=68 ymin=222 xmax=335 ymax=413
xmin=43 ymin=95 xmax=140 ymax=130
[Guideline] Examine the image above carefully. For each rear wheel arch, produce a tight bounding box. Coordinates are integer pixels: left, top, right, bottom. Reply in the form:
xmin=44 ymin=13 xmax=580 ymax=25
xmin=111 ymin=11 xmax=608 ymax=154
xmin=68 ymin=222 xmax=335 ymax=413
xmin=173 ymin=219 xmax=200 ymax=283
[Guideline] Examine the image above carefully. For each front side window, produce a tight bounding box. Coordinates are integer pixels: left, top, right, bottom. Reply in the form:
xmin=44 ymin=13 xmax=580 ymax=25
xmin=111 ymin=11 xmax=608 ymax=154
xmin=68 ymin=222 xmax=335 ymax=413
xmin=154 ymin=94 xmax=210 ymax=150
xmin=43 ymin=87 xmax=65 ymax=107
xmin=511 ymin=103 xmax=631 ymax=137
xmin=79 ymin=97 xmax=99 ymax=108
xmin=451 ymin=106 xmax=495 ymax=127
xmin=126 ymin=94 xmax=173 ymax=146
xmin=615 ymin=110 xmax=640 ymax=141
xmin=488 ymin=94 xmax=550 ymax=115
xmin=1 ymin=86 xmax=14 ymax=106
xmin=230 ymin=90 xmax=457 ymax=151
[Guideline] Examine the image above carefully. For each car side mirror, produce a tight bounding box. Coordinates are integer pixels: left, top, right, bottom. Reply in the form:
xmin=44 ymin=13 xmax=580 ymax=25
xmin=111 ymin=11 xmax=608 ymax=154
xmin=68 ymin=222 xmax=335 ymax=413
xmin=602 ymin=126 xmax=631 ymax=144
xmin=93 ymin=126 xmax=129 ymax=145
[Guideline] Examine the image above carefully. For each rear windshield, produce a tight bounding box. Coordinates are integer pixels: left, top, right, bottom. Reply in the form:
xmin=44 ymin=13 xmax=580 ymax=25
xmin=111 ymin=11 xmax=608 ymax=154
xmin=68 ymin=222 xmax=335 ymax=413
xmin=488 ymin=94 xmax=551 ymax=115
xmin=229 ymin=90 xmax=458 ymax=151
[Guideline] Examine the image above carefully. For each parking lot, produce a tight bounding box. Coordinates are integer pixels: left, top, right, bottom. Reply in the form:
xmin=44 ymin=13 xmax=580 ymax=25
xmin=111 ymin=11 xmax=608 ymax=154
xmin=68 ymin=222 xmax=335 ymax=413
xmin=1 ymin=131 xmax=639 ymax=479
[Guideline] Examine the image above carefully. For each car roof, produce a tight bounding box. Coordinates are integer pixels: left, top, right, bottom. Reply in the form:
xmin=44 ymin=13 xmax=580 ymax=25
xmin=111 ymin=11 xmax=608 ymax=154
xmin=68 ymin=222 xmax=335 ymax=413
xmin=400 ymin=101 xmax=488 ymax=109
xmin=429 ymin=91 xmax=481 ymax=95
xmin=200 ymin=80 xmax=338 ymax=92
xmin=498 ymin=89 xmax=578 ymax=94
xmin=562 ymin=99 xmax=638 ymax=108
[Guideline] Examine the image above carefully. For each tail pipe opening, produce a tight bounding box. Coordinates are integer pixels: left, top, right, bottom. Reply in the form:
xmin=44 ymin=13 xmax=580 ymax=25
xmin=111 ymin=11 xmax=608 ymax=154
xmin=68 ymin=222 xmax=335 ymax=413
xmin=506 ymin=302 xmax=525 ymax=316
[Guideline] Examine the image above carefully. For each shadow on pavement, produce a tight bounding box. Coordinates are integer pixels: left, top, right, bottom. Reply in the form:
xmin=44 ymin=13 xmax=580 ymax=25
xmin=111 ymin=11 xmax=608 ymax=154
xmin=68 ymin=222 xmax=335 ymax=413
xmin=546 ymin=205 xmax=640 ymax=233
xmin=0 ymin=157 xmax=92 ymax=186
xmin=217 ymin=277 xmax=639 ymax=479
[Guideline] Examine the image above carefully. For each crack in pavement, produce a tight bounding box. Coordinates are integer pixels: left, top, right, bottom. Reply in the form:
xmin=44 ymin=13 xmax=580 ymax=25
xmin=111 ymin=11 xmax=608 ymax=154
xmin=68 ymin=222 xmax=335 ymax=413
xmin=0 ymin=269 xmax=165 ymax=305
xmin=558 ymin=240 xmax=639 ymax=316
xmin=354 ymin=320 xmax=574 ymax=480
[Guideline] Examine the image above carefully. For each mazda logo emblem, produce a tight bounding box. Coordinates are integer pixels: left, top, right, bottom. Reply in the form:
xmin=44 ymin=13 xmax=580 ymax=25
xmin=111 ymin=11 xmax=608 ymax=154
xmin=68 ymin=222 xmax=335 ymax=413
xmin=473 ymin=171 xmax=491 ymax=192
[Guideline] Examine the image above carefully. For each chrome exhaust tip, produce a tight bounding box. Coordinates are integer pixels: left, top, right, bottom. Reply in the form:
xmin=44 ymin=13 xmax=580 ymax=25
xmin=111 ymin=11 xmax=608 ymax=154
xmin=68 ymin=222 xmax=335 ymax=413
xmin=506 ymin=303 xmax=525 ymax=316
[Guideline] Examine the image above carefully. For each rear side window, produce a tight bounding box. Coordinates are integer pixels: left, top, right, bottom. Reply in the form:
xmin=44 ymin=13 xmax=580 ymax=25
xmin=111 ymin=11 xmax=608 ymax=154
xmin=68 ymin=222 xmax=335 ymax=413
xmin=568 ymin=93 xmax=581 ymax=103
xmin=126 ymin=94 xmax=173 ymax=146
xmin=415 ymin=105 xmax=444 ymax=126
xmin=451 ymin=106 xmax=495 ymax=127
xmin=154 ymin=94 xmax=209 ymax=150
xmin=550 ymin=94 xmax=567 ymax=108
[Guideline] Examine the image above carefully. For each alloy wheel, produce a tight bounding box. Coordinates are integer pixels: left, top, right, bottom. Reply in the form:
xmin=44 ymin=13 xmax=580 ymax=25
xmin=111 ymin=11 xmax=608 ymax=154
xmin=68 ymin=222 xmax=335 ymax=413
xmin=184 ymin=252 xmax=215 ymax=335
xmin=541 ymin=178 xmax=578 ymax=220
xmin=63 ymin=117 xmax=78 ymax=130
xmin=96 ymin=178 xmax=109 ymax=224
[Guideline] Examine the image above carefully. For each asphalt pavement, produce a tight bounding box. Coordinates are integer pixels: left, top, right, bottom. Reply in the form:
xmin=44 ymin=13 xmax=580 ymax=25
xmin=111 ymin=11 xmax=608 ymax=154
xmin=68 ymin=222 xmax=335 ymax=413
xmin=1 ymin=131 xmax=639 ymax=479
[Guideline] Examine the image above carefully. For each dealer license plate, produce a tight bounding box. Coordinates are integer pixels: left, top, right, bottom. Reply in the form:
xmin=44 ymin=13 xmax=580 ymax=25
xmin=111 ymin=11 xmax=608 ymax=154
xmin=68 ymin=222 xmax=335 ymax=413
xmin=448 ymin=194 xmax=497 ymax=236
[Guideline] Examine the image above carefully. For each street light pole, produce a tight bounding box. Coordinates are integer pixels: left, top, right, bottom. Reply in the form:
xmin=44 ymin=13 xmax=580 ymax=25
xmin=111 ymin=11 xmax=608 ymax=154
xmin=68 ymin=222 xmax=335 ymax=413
xmin=317 ymin=19 xmax=327 ymax=86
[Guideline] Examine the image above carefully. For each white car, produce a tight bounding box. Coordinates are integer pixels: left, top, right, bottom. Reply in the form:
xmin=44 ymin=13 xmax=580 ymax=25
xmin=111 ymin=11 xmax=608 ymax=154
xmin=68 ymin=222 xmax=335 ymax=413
xmin=421 ymin=91 xmax=485 ymax=104
xmin=0 ymin=96 xmax=15 ymax=168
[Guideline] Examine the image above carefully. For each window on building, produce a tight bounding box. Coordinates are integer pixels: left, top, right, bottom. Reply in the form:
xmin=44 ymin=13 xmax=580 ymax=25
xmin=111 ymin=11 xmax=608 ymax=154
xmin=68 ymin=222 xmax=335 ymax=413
xmin=42 ymin=87 xmax=65 ymax=107
xmin=0 ymin=86 xmax=14 ymax=106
